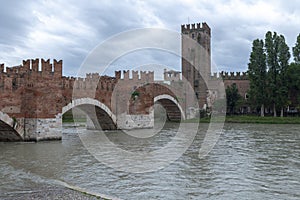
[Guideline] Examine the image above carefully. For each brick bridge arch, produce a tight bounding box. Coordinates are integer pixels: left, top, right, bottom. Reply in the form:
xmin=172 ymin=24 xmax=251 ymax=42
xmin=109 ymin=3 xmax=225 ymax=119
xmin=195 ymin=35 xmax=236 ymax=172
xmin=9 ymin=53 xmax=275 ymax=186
xmin=128 ymin=83 xmax=186 ymax=122
xmin=62 ymin=98 xmax=117 ymax=130
xmin=154 ymin=94 xmax=185 ymax=121
xmin=0 ymin=111 xmax=24 ymax=141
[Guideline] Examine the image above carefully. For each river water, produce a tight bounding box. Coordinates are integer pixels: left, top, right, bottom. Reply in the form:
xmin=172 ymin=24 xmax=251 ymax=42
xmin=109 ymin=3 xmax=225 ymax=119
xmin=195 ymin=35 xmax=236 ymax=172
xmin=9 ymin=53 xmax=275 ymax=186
xmin=0 ymin=123 xmax=299 ymax=199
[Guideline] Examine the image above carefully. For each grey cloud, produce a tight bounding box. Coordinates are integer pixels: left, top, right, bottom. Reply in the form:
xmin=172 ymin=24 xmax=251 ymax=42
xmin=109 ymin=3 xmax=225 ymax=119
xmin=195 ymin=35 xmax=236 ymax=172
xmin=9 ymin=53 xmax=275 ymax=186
xmin=79 ymin=1 xmax=147 ymax=37
xmin=0 ymin=2 xmax=35 ymax=46
xmin=1 ymin=0 xmax=300 ymax=77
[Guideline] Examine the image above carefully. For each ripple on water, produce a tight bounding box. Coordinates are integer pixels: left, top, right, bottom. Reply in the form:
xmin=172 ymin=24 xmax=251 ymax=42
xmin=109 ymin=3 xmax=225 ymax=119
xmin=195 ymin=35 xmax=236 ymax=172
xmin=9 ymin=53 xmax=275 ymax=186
xmin=0 ymin=123 xmax=300 ymax=199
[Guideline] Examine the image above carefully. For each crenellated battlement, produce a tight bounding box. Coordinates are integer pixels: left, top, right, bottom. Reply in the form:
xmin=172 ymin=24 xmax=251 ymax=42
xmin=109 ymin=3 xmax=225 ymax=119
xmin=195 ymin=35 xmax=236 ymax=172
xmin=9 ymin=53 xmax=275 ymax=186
xmin=60 ymin=70 xmax=154 ymax=93
xmin=1 ymin=58 xmax=250 ymax=92
xmin=0 ymin=58 xmax=62 ymax=92
xmin=181 ymin=22 xmax=211 ymax=35
xmin=0 ymin=63 xmax=5 ymax=73
xmin=62 ymin=74 xmax=115 ymax=92
xmin=209 ymin=71 xmax=248 ymax=80
xmin=164 ymin=69 xmax=181 ymax=81
xmin=0 ymin=60 xmax=154 ymax=95
xmin=118 ymin=70 xmax=154 ymax=81
xmin=1 ymin=58 xmax=62 ymax=77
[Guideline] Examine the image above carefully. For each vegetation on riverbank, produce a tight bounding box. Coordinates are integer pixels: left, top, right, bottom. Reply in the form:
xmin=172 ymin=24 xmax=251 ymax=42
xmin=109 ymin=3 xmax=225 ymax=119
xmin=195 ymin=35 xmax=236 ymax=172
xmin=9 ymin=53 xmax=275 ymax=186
xmin=226 ymin=31 xmax=300 ymax=117
xmin=63 ymin=111 xmax=300 ymax=125
xmin=184 ymin=115 xmax=300 ymax=124
xmin=62 ymin=118 xmax=86 ymax=123
xmin=62 ymin=111 xmax=86 ymax=123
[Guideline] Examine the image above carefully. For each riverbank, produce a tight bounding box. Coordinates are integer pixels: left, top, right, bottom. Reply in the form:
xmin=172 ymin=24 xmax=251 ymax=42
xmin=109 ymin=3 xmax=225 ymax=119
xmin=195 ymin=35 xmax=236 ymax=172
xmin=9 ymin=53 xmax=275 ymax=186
xmin=184 ymin=115 xmax=300 ymax=124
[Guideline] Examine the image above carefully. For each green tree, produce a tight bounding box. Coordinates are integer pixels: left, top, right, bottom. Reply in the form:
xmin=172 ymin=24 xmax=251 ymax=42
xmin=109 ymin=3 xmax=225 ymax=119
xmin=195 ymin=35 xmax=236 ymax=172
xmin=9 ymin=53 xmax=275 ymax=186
xmin=265 ymin=32 xmax=291 ymax=117
xmin=265 ymin=31 xmax=281 ymax=117
xmin=248 ymin=39 xmax=267 ymax=116
xmin=226 ymin=83 xmax=241 ymax=115
xmin=287 ymin=36 xmax=300 ymax=110
xmin=287 ymin=63 xmax=300 ymax=108
xmin=277 ymin=35 xmax=291 ymax=117
xmin=292 ymin=34 xmax=300 ymax=64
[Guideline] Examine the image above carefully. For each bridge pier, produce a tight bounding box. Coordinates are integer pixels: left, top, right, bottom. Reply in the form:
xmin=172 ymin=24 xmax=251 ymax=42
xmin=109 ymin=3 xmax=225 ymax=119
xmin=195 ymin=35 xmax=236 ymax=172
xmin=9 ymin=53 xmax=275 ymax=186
xmin=20 ymin=117 xmax=62 ymax=141
xmin=117 ymin=113 xmax=154 ymax=129
xmin=0 ymin=114 xmax=62 ymax=142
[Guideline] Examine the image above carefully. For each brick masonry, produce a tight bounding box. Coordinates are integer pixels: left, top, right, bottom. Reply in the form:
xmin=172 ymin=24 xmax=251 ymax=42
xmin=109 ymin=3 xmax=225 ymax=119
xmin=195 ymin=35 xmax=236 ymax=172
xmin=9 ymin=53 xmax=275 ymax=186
xmin=0 ymin=59 xmax=188 ymax=141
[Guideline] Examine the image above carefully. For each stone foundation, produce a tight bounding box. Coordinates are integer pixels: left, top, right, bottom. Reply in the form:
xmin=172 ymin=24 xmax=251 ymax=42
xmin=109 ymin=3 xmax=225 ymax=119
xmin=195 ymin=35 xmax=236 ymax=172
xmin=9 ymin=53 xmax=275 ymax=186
xmin=86 ymin=113 xmax=154 ymax=130
xmin=117 ymin=113 xmax=154 ymax=129
xmin=22 ymin=117 xmax=62 ymax=141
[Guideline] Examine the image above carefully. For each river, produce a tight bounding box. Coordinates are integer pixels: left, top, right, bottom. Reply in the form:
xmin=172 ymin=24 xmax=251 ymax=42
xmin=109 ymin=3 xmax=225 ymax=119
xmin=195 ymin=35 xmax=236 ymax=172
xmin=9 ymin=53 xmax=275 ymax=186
xmin=0 ymin=123 xmax=299 ymax=199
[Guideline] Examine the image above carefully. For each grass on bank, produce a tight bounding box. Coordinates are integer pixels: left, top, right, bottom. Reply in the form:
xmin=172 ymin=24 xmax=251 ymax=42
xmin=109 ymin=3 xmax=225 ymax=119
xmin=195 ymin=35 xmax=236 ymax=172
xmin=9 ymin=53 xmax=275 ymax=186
xmin=184 ymin=115 xmax=300 ymax=124
xmin=63 ymin=111 xmax=300 ymax=124
xmin=62 ymin=118 xmax=86 ymax=123
xmin=62 ymin=111 xmax=86 ymax=123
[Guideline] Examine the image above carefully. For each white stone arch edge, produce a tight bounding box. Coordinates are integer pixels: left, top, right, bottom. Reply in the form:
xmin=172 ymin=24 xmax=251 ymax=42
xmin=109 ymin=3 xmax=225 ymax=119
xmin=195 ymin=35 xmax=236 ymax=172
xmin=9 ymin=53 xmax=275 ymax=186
xmin=154 ymin=94 xmax=186 ymax=120
xmin=0 ymin=111 xmax=25 ymax=139
xmin=62 ymin=98 xmax=117 ymax=125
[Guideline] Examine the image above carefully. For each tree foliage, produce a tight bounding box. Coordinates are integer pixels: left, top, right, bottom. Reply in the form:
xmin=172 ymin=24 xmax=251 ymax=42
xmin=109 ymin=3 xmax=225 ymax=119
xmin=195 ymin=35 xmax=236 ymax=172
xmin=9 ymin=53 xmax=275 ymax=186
xmin=292 ymin=34 xmax=300 ymax=64
xmin=287 ymin=63 xmax=300 ymax=110
xmin=265 ymin=31 xmax=280 ymax=116
xmin=248 ymin=39 xmax=267 ymax=116
xmin=277 ymin=35 xmax=291 ymax=116
xmin=288 ymin=34 xmax=300 ymax=109
xmin=246 ymin=31 xmax=296 ymax=117
xmin=226 ymin=84 xmax=241 ymax=115
xmin=264 ymin=32 xmax=290 ymax=116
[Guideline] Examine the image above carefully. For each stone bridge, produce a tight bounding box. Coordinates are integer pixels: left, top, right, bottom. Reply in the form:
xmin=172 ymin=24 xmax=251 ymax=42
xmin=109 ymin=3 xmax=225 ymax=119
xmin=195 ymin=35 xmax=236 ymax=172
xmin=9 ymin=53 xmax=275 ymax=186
xmin=0 ymin=59 xmax=197 ymax=141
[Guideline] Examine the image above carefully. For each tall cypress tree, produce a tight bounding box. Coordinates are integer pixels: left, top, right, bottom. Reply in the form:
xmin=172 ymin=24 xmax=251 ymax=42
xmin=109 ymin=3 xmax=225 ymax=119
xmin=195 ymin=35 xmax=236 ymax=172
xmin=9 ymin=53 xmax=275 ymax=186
xmin=277 ymin=35 xmax=291 ymax=117
xmin=265 ymin=31 xmax=280 ymax=117
xmin=287 ymin=34 xmax=300 ymax=111
xmin=248 ymin=39 xmax=267 ymax=116
xmin=292 ymin=34 xmax=300 ymax=64
xmin=287 ymin=63 xmax=300 ymax=110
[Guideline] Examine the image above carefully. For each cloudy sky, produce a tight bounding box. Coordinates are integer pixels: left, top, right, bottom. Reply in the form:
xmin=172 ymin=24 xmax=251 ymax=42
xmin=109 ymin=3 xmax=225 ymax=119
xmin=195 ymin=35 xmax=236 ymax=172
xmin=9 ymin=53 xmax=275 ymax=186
xmin=1 ymin=0 xmax=300 ymax=77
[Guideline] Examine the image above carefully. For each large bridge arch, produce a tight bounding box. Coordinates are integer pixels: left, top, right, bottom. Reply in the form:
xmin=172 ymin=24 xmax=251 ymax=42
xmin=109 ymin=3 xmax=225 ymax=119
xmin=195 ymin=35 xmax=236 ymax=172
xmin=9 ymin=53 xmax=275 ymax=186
xmin=0 ymin=111 xmax=24 ymax=141
xmin=62 ymin=98 xmax=117 ymax=130
xmin=154 ymin=94 xmax=185 ymax=121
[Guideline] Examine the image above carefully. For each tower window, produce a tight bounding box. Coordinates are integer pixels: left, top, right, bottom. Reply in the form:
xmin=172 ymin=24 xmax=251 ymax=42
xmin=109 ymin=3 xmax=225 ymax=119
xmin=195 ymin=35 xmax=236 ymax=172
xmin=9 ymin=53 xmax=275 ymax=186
xmin=192 ymin=33 xmax=195 ymax=39
xmin=197 ymin=34 xmax=201 ymax=43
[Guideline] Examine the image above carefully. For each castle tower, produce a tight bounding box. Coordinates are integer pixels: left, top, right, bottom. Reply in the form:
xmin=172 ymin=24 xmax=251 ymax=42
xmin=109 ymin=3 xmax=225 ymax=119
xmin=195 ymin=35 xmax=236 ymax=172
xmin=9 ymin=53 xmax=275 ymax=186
xmin=181 ymin=22 xmax=211 ymax=108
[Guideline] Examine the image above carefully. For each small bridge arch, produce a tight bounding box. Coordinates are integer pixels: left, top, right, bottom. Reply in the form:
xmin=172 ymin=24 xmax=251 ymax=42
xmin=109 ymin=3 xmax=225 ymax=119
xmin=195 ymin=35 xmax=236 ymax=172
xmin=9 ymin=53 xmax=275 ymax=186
xmin=0 ymin=111 xmax=24 ymax=141
xmin=154 ymin=94 xmax=185 ymax=121
xmin=62 ymin=98 xmax=117 ymax=130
